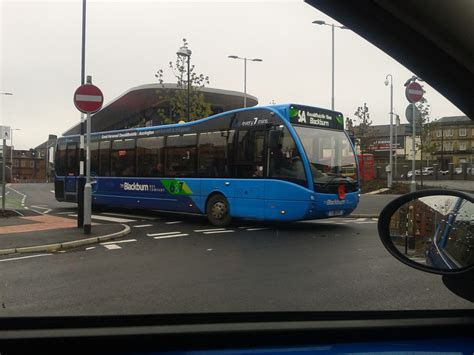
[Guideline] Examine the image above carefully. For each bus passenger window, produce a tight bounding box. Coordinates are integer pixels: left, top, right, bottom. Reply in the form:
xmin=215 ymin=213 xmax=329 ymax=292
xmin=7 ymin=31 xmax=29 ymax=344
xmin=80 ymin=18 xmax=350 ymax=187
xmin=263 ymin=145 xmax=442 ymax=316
xmin=165 ymin=134 xmax=197 ymax=177
xmin=233 ymin=129 xmax=265 ymax=178
xmin=111 ymin=139 xmax=136 ymax=177
xmin=137 ymin=136 xmax=164 ymax=177
xmin=198 ymin=131 xmax=229 ymax=177
xmin=99 ymin=141 xmax=111 ymax=176
xmin=90 ymin=142 xmax=99 ymax=176
xmin=66 ymin=142 xmax=79 ymax=176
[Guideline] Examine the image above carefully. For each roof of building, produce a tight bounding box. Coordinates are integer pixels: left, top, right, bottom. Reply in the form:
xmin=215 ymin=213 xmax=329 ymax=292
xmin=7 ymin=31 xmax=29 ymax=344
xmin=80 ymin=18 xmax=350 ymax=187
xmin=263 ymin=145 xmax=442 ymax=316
xmin=62 ymin=83 xmax=258 ymax=136
xmin=435 ymin=115 xmax=472 ymax=124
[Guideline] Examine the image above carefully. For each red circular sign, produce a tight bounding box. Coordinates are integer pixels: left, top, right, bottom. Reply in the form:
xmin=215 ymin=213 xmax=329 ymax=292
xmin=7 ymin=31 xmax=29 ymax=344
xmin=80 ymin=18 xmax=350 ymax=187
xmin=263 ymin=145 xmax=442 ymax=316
xmin=405 ymin=82 xmax=424 ymax=103
xmin=74 ymin=84 xmax=104 ymax=113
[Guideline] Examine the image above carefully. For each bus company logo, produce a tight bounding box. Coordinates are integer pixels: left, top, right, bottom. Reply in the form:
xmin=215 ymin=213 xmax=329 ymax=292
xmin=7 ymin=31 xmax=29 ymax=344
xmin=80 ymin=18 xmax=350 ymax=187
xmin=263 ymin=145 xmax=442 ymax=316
xmin=241 ymin=117 xmax=269 ymax=127
xmin=120 ymin=182 xmax=149 ymax=191
xmin=324 ymin=199 xmax=346 ymax=205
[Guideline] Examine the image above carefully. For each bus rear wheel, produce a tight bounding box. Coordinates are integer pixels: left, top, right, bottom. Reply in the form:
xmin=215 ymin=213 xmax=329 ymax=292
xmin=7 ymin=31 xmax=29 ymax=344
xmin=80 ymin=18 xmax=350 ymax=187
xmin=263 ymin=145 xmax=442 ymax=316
xmin=206 ymin=194 xmax=231 ymax=227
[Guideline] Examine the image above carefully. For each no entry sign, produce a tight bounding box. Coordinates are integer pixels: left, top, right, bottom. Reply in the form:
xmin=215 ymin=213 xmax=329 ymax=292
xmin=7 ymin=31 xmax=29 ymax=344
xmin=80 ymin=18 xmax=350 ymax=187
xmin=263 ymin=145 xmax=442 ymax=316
xmin=405 ymin=81 xmax=424 ymax=103
xmin=74 ymin=84 xmax=103 ymax=113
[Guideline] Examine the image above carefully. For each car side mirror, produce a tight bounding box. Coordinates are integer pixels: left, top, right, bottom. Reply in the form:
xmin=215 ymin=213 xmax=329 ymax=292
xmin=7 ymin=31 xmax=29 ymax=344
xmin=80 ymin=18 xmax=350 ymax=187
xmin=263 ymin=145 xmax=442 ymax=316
xmin=377 ymin=189 xmax=474 ymax=276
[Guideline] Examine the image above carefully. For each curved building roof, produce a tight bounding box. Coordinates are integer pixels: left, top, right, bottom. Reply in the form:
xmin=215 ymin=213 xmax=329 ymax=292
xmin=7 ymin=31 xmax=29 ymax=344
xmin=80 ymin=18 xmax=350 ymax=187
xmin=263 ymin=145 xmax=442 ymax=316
xmin=63 ymin=83 xmax=258 ymax=136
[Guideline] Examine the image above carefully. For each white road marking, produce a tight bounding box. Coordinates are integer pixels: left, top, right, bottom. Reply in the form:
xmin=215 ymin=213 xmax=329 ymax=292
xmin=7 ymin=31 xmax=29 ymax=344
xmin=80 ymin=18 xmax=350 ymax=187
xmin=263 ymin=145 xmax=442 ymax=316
xmin=153 ymin=235 xmax=187 ymax=240
xmin=31 ymin=209 xmax=44 ymax=215
xmin=238 ymin=226 xmax=255 ymax=229
xmin=43 ymin=209 xmax=52 ymax=214
xmin=355 ymin=218 xmax=367 ymax=222
xmin=203 ymin=230 xmax=235 ymax=234
xmin=194 ymin=228 xmax=226 ymax=232
xmin=57 ymin=211 xmax=74 ymax=215
xmin=133 ymin=224 xmax=153 ymax=228
xmin=0 ymin=254 xmax=52 ymax=263
xmin=50 ymin=190 xmax=55 ymax=193
xmin=147 ymin=231 xmax=182 ymax=237
xmin=354 ymin=221 xmax=376 ymax=224
xmin=104 ymin=244 xmax=121 ymax=250
xmin=165 ymin=221 xmax=182 ymax=225
xmin=246 ymin=227 xmax=271 ymax=231
xmin=85 ymin=247 xmax=96 ymax=250
xmin=102 ymin=212 xmax=156 ymax=220
xmin=31 ymin=205 xmax=48 ymax=208
xmin=101 ymin=239 xmax=137 ymax=245
xmin=68 ymin=214 xmax=135 ymax=223
xmin=372 ymin=218 xmax=379 ymax=221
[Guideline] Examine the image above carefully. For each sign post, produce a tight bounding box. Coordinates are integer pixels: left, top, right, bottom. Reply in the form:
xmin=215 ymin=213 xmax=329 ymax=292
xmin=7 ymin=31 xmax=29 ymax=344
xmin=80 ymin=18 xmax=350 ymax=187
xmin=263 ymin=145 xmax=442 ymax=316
xmin=73 ymin=78 xmax=103 ymax=234
xmin=405 ymin=81 xmax=424 ymax=192
xmin=1 ymin=126 xmax=11 ymax=212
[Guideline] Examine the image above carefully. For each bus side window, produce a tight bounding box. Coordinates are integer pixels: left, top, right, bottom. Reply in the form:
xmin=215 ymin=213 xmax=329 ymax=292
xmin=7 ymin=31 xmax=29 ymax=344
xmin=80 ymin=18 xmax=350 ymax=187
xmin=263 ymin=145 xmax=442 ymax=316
xmin=233 ymin=129 xmax=265 ymax=178
xmin=111 ymin=139 xmax=136 ymax=177
xmin=66 ymin=142 xmax=79 ymax=176
xmin=165 ymin=134 xmax=197 ymax=177
xmin=198 ymin=131 xmax=229 ymax=177
xmin=99 ymin=141 xmax=111 ymax=176
xmin=56 ymin=143 xmax=67 ymax=176
xmin=90 ymin=141 xmax=99 ymax=177
xmin=137 ymin=136 xmax=164 ymax=177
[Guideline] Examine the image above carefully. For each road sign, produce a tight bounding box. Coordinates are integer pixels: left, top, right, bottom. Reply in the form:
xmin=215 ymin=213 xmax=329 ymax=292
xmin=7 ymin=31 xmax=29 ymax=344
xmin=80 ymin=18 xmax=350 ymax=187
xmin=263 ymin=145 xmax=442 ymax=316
xmin=405 ymin=81 xmax=424 ymax=103
xmin=405 ymin=104 xmax=421 ymax=123
xmin=0 ymin=126 xmax=11 ymax=141
xmin=74 ymin=84 xmax=103 ymax=113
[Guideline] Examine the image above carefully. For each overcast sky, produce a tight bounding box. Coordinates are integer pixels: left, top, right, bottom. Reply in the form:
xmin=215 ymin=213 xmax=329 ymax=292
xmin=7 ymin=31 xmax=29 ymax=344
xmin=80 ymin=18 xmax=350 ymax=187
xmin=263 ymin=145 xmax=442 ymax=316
xmin=1 ymin=0 xmax=465 ymax=150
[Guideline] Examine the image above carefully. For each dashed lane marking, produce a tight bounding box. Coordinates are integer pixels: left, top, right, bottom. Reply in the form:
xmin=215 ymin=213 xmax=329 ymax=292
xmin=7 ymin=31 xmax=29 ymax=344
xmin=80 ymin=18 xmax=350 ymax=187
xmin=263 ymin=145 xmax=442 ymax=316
xmin=203 ymin=230 xmax=235 ymax=234
xmin=165 ymin=221 xmax=182 ymax=225
xmin=0 ymin=254 xmax=52 ymax=263
xmin=104 ymin=244 xmax=121 ymax=250
xmin=133 ymin=224 xmax=154 ymax=228
xmin=68 ymin=214 xmax=136 ymax=223
xmin=194 ymin=228 xmax=226 ymax=232
xmin=101 ymin=239 xmax=137 ymax=245
xmin=102 ymin=212 xmax=156 ymax=220
xmin=153 ymin=234 xmax=189 ymax=239
xmin=85 ymin=247 xmax=96 ymax=251
xmin=147 ymin=231 xmax=182 ymax=237
xmin=246 ymin=227 xmax=272 ymax=231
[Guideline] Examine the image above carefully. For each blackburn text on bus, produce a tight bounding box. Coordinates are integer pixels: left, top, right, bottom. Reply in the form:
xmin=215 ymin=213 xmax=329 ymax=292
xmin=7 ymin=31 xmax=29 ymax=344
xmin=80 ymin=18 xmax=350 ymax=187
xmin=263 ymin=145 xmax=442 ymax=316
xmin=54 ymin=104 xmax=360 ymax=226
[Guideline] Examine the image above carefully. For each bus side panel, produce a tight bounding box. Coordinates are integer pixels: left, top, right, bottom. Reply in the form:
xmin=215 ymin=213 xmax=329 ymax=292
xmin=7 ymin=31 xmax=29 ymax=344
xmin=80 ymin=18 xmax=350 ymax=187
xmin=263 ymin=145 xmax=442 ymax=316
xmin=91 ymin=178 xmax=202 ymax=213
xmin=232 ymin=180 xmax=265 ymax=219
xmin=264 ymin=180 xmax=312 ymax=221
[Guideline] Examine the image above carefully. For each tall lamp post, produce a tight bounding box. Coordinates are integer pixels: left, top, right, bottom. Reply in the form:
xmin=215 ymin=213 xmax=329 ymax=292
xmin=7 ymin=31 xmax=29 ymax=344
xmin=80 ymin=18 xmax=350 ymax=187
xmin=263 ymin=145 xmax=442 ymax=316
xmin=228 ymin=55 xmax=263 ymax=108
xmin=10 ymin=128 xmax=20 ymax=171
xmin=394 ymin=113 xmax=400 ymax=179
xmin=177 ymin=46 xmax=192 ymax=121
xmin=1 ymin=92 xmax=13 ymax=212
xmin=385 ymin=74 xmax=394 ymax=188
xmin=312 ymin=20 xmax=348 ymax=110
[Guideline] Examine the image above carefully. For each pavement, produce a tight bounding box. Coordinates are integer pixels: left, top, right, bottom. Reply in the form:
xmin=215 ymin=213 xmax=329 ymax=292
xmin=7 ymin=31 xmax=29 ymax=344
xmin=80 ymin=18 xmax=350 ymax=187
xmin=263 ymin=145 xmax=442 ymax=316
xmin=398 ymin=179 xmax=474 ymax=192
xmin=0 ymin=210 xmax=130 ymax=255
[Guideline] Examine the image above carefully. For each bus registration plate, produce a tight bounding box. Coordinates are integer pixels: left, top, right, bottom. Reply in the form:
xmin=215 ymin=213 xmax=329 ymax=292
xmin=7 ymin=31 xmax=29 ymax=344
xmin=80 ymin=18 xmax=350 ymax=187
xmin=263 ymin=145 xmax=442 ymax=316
xmin=328 ymin=210 xmax=344 ymax=217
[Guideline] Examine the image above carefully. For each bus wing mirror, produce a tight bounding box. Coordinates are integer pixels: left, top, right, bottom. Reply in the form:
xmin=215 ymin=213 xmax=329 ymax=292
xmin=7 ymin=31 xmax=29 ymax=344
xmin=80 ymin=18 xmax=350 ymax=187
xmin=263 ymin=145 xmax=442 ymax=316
xmin=268 ymin=130 xmax=282 ymax=149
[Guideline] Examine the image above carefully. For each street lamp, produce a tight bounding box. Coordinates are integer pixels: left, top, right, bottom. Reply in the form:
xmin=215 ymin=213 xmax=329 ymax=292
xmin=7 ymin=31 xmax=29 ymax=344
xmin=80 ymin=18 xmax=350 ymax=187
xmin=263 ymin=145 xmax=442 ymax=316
xmin=385 ymin=74 xmax=394 ymax=188
xmin=1 ymin=92 xmax=13 ymax=212
xmin=312 ymin=20 xmax=348 ymax=110
xmin=10 ymin=128 xmax=20 ymax=166
xmin=394 ymin=113 xmax=400 ymax=179
xmin=176 ymin=46 xmax=192 ymax=121
xmin=228 ymin=55 xmax=263 ymax=108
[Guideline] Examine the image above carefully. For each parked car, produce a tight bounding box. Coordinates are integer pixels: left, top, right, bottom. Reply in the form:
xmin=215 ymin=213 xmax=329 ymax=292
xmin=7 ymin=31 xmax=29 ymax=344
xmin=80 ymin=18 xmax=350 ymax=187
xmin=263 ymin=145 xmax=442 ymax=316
xmin=455 ymin=167 xmax=462 ymax=175
xmin=422 ymin=167 xmax=434 ymax=176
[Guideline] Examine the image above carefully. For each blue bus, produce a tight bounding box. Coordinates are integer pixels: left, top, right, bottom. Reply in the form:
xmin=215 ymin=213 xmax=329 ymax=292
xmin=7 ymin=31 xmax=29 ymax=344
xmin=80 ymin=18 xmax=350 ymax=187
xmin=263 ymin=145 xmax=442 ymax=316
xmin=426 ymin=197 xmax=474 ymax=270
xmin=54 ymin=104 xmax=360 ymax=226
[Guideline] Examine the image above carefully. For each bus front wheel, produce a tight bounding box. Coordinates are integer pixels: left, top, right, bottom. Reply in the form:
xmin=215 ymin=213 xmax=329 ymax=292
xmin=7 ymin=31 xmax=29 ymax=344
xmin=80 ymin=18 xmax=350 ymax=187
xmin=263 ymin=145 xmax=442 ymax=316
xmin=206 ymin=194 xmax=231 ymax=227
